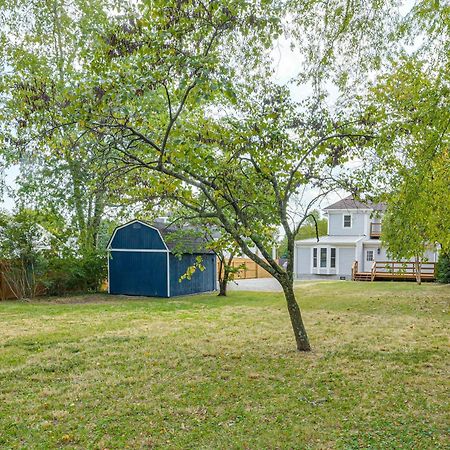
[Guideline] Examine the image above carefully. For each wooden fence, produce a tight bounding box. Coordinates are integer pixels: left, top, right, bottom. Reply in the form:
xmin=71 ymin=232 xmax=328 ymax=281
xmin=0 ymin=272 xmax=18 ymax=300
xmin=217 ymin=257 xmax=273 ymax=280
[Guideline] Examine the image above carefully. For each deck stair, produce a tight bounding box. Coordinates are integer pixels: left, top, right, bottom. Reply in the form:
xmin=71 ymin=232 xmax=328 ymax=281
xmin=353 ymin=272 xmax=372 ymax=281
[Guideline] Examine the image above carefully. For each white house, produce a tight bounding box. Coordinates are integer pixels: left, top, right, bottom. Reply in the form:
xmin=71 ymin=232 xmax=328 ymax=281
xmin=294 ymin=195 xmax=438 ymax=280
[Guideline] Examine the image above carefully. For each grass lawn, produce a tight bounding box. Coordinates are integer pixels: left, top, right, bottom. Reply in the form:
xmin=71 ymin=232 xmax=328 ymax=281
xmin=0 ymin=282 xmax=448 ymax=449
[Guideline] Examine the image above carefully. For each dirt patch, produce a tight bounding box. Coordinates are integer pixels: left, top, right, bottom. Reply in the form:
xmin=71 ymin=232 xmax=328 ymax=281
xmin=22 ymin=293 xmax=127 ymax=305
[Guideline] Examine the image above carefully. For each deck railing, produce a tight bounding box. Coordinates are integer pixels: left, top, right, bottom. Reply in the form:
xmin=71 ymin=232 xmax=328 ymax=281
xmin=369 ymin=222 xmax=382 ymax=237
xmin=370 ymin=260 xmax=436 ymax=280
xmin=351 ymin=260 xmax=359 ymax=281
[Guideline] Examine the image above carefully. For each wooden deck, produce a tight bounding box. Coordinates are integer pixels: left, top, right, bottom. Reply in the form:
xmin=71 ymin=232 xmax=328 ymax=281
xmin=352 ymin=261 xmax=436 ymax=282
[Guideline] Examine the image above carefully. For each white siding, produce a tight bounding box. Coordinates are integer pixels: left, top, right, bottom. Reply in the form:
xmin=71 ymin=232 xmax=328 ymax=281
xmin=362 ymin=244 xmax=438 ymax=272
xmin=338 ymin=248 xmax=355 ymax=276
xmin=328 ymin=211 xmax=367 ymax=236
xmin=296 ymin=247 xmax=311 ymax=276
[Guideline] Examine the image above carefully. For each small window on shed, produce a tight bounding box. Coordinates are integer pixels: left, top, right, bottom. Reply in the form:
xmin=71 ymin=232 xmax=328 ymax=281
xmin=343 ymin=214 xmax=352 ymax=228
xmin=313 ymin=248 xmax=317 ymax=268
xmin=366 ymin=250 xmax=374 ymax=262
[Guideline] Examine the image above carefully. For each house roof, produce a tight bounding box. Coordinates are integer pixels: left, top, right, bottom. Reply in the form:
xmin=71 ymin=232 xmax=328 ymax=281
xmin=324 ymin=195 xmax=386 ymax=211
xmin=295 ymin=235 xmax=366 ymax=246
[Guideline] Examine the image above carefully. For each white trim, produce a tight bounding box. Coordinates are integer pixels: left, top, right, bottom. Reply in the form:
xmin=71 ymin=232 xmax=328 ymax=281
xmin=324 ymin=208 xmax=373 ymax=212
xmin=108 ymin=248 xmax=169 ymax=253
xmin=107 ymin=252 xmax=110 ymax=294
xmin=106 ymin=219 xmax=169 ymax=251
xmin=320 ymin=247 xmax=328 ymax=269
xmin=294 ymin=246 xmax=298 ymax=277
xmin=166 ymin=252 xmax=171 ymax=297
xmin=312 ymin=247 xmax=318 ymax=270
xmin=363 ymin=241 xmax=382 ymax=247
xmin=213 ymin=254 xmax=218 ymax=291
xmin=311 ymin=246 xmax=339 ymax=274
xmin=296 ymin=238 xmax=365 ymax=246
xmin=330 ymin=247 xmax=337 ymax=269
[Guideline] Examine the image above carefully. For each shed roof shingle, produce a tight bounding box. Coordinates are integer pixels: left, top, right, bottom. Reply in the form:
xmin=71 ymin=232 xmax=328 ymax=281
xmin=151 ymin=221 xmax=213 ymax=253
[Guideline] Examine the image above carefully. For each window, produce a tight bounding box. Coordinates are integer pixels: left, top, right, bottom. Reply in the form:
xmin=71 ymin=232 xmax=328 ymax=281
xmin=320 ymin=248 xmax=327 ymax=268
xmin=313 ymin=248 xmax=317 ymax=268
xmin=330 ymin=248 xmax=336 ymax=268
xmin=343 ymin=214 xmax=352 ymax=228
xmin=366 ymin=250 xmax=374 ymax=262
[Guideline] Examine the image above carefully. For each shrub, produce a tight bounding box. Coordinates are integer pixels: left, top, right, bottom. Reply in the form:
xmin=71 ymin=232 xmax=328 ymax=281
xmin=41 ymin=252 xmax=107 ymax=296
xmin=436 ymin=252 xmax=450 ymax=283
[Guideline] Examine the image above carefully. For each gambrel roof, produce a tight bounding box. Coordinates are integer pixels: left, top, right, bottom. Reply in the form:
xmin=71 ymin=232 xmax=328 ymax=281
xmin=107 ymin=219 xmax=213 ymax=254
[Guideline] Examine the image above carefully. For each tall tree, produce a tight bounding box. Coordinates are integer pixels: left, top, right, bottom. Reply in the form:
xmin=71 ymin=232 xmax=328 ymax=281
xmin=0 ymin=0 xmax=128 ymax=254
xmin=74 ymin=1 xmax=373 ymax=351
xmin=367 ymin=56 xmax=450 ymax=275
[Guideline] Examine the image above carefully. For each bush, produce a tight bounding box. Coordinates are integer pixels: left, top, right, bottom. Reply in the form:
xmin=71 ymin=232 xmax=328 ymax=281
xmin=436 ymin=252 xmax=450 ymax=283
xmin=41 ymin=252 xmax=107 ymax=296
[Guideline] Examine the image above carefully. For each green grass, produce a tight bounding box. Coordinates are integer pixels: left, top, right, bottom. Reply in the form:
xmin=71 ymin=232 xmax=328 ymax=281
xmin=0 ymin=282 xmax=448 ymax=449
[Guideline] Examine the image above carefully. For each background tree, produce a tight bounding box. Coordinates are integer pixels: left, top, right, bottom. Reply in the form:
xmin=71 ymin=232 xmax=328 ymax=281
xmin=278 ymin=210 xmax=327 ymax=258
xmin=366 ymin=55 xmax=449 ymax=283
xmin=0 ymin=0 xmax=129 ymax=255
xmin=0 ymin=209 xmax=53 ymax=299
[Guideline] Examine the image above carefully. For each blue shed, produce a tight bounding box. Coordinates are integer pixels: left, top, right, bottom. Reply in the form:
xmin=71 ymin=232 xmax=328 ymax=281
xmin=107 ymin=220 xmax=217 ymax=297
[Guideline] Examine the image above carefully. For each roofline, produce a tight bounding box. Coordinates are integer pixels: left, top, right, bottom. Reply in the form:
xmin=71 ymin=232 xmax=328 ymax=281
xmin=106 ymin=219 xmax=169 ymax=251
xmin=295 ymin=236 xmax=367 ymax=246
xmin=323 ymin=208 xmax=374 ymax=212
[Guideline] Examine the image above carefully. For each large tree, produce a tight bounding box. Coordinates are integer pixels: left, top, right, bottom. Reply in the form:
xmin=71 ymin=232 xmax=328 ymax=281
xmin=72 ymin=1 xmax=374 ymax=351
xmin=0 ymin=0 xmax=130 ymax=254
xmin=372 ymin=62 xmax=449 ymax=281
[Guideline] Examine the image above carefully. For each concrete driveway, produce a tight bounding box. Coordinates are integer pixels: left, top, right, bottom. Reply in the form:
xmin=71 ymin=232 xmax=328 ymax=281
xmin=226 ymin=278 xmax=283 ymax=292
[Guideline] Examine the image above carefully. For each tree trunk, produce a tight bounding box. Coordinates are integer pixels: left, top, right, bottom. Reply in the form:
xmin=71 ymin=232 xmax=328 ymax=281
xmin=218 ymin=278 xmax=227 ymax=296
xmin=415 ymin=257 xmax=422 ymax=285
xmin=278 ymin=275 xmax=311 ymax=352
xmin=217 ymin=254 xmax=234 ymax=297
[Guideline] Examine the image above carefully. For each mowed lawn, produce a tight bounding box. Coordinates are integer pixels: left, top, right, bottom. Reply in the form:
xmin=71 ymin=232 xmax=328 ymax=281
xmin=0 ymin=282 xmax=448 ymax=449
